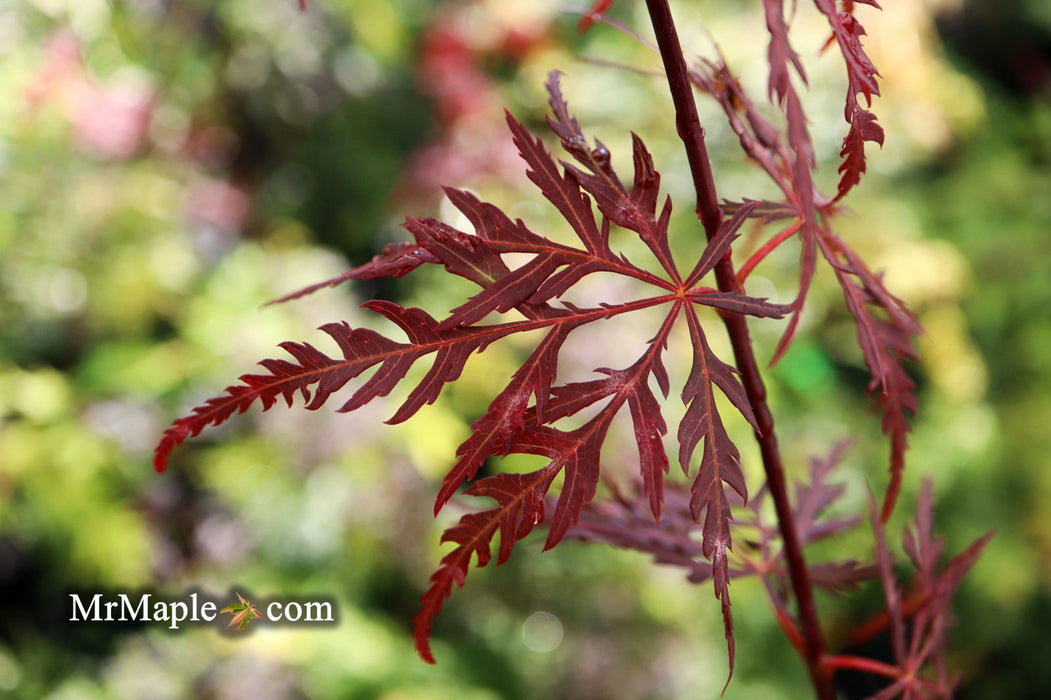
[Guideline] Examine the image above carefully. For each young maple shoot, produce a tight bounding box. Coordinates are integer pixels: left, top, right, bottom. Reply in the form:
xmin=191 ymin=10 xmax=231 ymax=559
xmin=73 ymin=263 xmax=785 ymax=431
xmin=155 ymin=1 xmax=991 ymax=697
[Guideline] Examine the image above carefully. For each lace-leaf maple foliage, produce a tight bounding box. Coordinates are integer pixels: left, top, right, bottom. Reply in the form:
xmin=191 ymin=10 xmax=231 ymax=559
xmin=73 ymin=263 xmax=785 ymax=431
xmin=154 ymin=73 xmax=791 ymax=667
xmin=154 ymin=1 xmax=991 ymax=696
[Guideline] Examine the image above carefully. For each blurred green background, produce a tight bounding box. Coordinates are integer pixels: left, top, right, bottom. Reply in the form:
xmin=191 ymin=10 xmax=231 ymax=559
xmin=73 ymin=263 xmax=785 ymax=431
xmin=1 ymin=0 xmax=1049 ymax=698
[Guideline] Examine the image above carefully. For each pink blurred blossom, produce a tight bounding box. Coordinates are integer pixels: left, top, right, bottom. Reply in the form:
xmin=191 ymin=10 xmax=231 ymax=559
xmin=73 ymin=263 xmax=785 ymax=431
xmin=397 ymin=6 xmax=551 ymax=204
xmin=183 ymin=177 xmax=251 ymax=235
xmin=26 ymin=29 xmax=154 ymax=160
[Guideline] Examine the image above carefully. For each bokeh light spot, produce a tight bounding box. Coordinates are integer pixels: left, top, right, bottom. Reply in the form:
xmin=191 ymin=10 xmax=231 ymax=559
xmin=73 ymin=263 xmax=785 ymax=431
xmin=521 ymin=611 xmax=563 ymax=652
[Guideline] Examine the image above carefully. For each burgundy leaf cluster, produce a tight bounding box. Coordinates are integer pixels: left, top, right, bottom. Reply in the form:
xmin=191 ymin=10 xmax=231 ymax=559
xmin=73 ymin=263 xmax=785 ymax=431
xmin=155 ymin=2 xmax=990 ymax=697
xmin=155 ymin=72 xmax=790 ymax=668
xmin=825 ymin=482 xmax=994 ymax=698
xmin=691 ymin=0 xmax=918 ymax=520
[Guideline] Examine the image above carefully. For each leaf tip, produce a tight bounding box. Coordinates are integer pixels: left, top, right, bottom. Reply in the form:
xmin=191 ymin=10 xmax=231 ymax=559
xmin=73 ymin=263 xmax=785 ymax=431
xmin=576 ymin=0 xmax=614 ymax=34
xmin=153 ymin=423 xmax=190 ymax=473
xmin=415 ymin=638 xmax=437 ymax=665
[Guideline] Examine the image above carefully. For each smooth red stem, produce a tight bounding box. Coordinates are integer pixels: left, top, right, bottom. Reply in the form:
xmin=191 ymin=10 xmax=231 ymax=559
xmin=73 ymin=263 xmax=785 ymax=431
xmin=822 ymin=654 xmax=901 ymax=680
xmin=644 ymin=2 xmax=832 ymax=698
xmin=736 ymin=218 xmax=803 ymax=287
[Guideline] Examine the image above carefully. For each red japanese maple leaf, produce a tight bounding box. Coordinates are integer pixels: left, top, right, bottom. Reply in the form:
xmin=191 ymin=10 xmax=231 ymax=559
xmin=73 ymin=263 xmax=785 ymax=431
xmin=693 ymin=5 xmax=916 ymax=520
xmin=825 ymin=482 xmax=996 ymax=698
xmin=154 ymin=72 xmax=790 ymax=672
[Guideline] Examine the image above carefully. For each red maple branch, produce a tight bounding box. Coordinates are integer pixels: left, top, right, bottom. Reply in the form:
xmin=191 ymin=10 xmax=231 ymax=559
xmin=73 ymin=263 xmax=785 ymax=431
xmin=644 ymin=1 xmax=832 ymax=697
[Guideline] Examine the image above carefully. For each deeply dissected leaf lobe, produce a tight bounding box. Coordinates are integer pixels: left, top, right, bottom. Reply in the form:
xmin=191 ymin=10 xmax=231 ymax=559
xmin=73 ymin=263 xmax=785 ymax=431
xmin=154 ymin=73 xmax=787 ymax=670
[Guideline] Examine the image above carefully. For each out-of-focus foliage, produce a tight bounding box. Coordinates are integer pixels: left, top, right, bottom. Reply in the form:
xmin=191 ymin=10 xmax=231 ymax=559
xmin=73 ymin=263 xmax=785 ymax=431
xmin=1 ymin=0 xmax=1048 ymax=698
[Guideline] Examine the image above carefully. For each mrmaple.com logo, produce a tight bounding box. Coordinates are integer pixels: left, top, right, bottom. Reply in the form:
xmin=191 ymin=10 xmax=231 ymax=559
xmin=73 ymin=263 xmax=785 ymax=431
xmin=68 ymin=590 xmax=336 ymax=631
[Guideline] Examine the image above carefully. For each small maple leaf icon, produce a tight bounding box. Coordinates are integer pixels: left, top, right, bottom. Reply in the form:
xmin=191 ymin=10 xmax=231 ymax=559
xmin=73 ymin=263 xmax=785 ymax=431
xmin=221 ymin=593 xmax=262 ymax=631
